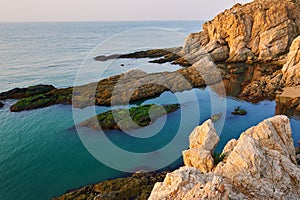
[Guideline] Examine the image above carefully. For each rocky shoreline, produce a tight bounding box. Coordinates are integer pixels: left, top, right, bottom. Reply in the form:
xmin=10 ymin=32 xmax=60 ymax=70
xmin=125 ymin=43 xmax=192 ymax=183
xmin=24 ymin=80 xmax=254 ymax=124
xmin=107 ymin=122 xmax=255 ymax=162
xmin=0 ymin=0 xmax=299 ymax=199
xmin=55 ymin=115 xmax=300 ymax=200
xmin=1 ymin=0 xmax=300 ymax=115
xmin=149 ymin=116 xmax=300 ymax=199
xmin=52 ymin=171 xmax=167 ymax=200
xmin=47 ymin=0 xmax=300 ymax=199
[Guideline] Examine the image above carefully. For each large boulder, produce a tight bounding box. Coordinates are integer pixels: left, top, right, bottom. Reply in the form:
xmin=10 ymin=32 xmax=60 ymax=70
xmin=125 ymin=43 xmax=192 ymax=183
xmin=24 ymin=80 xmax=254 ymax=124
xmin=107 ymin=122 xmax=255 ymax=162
xmin=182 ymin=0 xmax=300 ymax=63
xmin=149 ymin=115 xmax=300 ymax=199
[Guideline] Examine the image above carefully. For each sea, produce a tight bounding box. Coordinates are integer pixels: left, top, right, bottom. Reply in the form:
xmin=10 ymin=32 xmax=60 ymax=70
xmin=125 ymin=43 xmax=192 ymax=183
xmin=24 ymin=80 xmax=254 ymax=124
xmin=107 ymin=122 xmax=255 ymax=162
xmin=0 ymin=21 xmax=299 ymax=200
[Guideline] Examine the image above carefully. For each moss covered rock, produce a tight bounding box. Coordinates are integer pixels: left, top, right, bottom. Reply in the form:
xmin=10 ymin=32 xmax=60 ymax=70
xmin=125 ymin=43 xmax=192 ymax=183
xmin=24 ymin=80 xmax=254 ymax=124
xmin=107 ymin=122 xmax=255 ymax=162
xmin=0 ymin=84 xmax=56 ymax=100
xmin=80 ymin=104 xmax=180 ymax=130
xmin=52 ymin=171 xmax=167 ymax=200
xmin=10 ymin=88 xmax=72 ymax=112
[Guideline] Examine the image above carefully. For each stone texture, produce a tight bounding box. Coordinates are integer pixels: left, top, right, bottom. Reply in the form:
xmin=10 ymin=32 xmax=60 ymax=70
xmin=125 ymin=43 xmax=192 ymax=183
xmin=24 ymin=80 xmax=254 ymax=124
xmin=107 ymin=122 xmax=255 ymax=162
xmin=181 ymin=0 xmax=300 ymax=63
xmin=149 ymin=115 xmax=300 ymax=200
xmin=182 ymin=120 xmax=219 ymax=173
xmin=282 ymin=35 xmax=300 ymax=87
xmin=149 ymin=167 xmax=248 ymax=200
xmin=188 ymin=120 xmax=219 ymax=150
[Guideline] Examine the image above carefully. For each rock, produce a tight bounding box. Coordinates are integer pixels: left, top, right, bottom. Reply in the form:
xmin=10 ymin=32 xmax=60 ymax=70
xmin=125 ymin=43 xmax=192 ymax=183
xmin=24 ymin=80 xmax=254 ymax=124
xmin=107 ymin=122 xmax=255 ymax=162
xmin=149 ymin=166 xmax=248 ymax=200
xmin=275 ymin=86 xmax=300 ymax=116
xmin=188 ymin=120 xmax=219 ymax=150
xmin=52 ymin=171 xmax=167 ymax=200
xmin=9 ymin=88 xmax=73 ymax=112
xmin=181 ymin=0 xmax=300 ymax=63
xmin=0 ymin=84 xmax=56 ymax=100
xmin=79 ymin=104 xmax=180 ymax=131
xmin=182 ymin=120 xmax=219 ymax=173
xmin=0 ymin=102 xmax=3 ymax=108
xmin=240 ymin=69 xmax=284 ymax=102
xmin=183 ymin=149 xmax=215 ymax=174
xmin=9 ymin=58 xmax=217 ymax=112
xmin=282 ymin=35 xmax=300 ymax=86
xmin=94 ymin=47 xmax=182 ymax=62
xmin=297 ymin=153 xmax=300 ymax=165
xmin=231 ymin=106 xmax=247 ymax=115
xmin=149 ymin=115 xmax=300 ymax=199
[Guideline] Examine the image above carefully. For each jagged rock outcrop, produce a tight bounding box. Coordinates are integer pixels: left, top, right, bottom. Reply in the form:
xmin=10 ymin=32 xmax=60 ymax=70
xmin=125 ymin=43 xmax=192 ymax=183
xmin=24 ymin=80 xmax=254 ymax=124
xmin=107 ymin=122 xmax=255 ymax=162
xmin=182 ymin=120 xmax=219 ymax=173
xmin=240 ymin=34 xmax=300 ymax=103
xmin=149 ymin=116 xmax=300 ymax=199
xmin=182 ymin=0 xmax=300 ymax=63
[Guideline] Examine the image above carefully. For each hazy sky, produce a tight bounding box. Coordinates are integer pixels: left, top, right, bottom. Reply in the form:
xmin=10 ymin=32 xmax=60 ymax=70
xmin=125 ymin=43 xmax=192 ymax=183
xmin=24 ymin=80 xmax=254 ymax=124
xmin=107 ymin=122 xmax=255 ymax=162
xmin=0 ymin=0 xmax=252 ymax=22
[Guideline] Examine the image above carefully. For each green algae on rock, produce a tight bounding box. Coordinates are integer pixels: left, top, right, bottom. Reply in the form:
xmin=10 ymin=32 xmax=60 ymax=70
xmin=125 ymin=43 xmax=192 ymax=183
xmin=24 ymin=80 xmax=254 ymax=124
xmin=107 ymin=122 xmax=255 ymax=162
xmin=80 ymin=104 xmax=180 ymax=131
xmin=52 ymin=171 xmax=167 ymax=200
xmin=10 ymin=88 xmax=72 ymax=112
xmin=0 ymin=84 xmax=56 ymax=100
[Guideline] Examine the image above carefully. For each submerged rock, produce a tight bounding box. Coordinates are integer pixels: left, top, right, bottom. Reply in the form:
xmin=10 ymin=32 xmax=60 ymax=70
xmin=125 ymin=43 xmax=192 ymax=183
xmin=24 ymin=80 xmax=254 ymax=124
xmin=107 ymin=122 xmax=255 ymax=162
xmin=149 ymin=115 xmax=300 ymax=199
xmin=0 ymin=102 xmax=3 ymax=108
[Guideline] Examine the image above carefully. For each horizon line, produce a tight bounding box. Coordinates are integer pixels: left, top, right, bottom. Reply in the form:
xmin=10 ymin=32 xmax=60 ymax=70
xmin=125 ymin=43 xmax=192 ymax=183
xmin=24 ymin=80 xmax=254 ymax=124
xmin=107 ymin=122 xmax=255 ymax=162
xmin=0 ymin=19 xmax=209 ymax=24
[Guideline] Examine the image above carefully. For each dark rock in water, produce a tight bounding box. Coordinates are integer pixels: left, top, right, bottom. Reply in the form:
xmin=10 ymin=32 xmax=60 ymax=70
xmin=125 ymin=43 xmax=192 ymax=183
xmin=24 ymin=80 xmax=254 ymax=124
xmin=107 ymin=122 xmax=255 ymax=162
xmin=94 ymin=47 xmax=186 ymax=66
xmin=120 ymin=64 xmax=125 ymax=67
xmin=94 ymin=54 xmax=122 ymax=61
xmin=232 ymin=107 xmax=247 ymax=116
xmin=10 ymin=88 xmax=73 ymax=112
xmin=51 ymin=171 xmax=167 ymax=200
xmin=95 ymin=48 xmax=181 ymax=61
xmin=0 ymin=84 xmax=56 ymax=100
xmin=79 ymin=104 xmax=180 ymax=131
xmin=0 ymin=102 xmax=3 ymax=108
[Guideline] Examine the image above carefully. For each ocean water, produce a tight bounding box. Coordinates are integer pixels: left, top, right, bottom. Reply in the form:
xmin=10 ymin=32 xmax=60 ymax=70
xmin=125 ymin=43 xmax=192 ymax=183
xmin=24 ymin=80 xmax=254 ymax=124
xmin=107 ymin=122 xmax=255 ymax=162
xmin=0 ymin=21 xmax=299 ymax=200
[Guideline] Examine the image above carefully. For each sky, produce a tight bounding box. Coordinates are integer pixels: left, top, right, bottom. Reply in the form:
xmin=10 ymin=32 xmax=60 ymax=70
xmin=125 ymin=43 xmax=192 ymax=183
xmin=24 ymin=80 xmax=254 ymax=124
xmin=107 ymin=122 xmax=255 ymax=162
xmin=0 ymin=0 xmax=252 ymax=22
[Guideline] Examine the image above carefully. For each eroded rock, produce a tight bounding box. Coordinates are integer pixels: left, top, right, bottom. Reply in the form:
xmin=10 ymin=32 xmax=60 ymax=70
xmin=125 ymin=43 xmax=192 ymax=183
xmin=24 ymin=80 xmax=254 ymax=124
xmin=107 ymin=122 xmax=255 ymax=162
xmin=282 ymin=35 xmax=300 ymax=87
xmin=182 ymin=0 xmax=300 ymax=63
xmin=149 ymin=115 xmax=300 ymax=199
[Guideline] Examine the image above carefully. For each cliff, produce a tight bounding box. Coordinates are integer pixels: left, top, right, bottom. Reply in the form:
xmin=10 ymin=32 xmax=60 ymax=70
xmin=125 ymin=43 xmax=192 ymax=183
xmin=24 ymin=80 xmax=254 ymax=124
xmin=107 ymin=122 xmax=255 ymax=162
xmin=182 ymin=0 xmax=300 ymax=63
xmin=149 ymin=116 xmax=300 ymax=199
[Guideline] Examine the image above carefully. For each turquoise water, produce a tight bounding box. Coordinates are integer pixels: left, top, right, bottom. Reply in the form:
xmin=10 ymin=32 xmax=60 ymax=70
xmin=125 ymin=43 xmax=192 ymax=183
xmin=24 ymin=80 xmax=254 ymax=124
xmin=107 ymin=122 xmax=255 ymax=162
xmin=0 ymin=22 xmax=300 ymax=200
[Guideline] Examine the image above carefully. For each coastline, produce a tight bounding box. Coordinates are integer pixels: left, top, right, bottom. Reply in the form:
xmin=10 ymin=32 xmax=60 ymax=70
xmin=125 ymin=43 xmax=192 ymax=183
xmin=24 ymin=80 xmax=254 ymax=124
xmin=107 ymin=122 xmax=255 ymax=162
xmin=1 ymin=0 xmax=300 ymax=199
